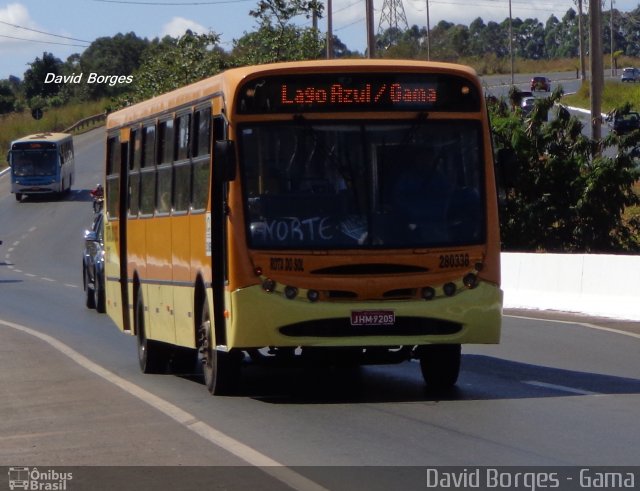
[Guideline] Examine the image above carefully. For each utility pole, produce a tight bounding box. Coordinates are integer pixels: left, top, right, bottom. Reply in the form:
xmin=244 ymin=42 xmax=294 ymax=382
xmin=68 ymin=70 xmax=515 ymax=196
xmin=610 ymin=0 xmax=614 ymax=77
xmin=365 ymin=0 xmax=375 ymax=57
xmin=577 ymin=0 xmax=586 ymax=80
xmin=590 ymin=0 xmax=604 ymax=144
xmin=508 ymin=0 xmax=514 ymax=85
xmin=326 ymin=0 xmax=333 ymax=59
xmin=425 ymin=0 xmax=430 ymax=60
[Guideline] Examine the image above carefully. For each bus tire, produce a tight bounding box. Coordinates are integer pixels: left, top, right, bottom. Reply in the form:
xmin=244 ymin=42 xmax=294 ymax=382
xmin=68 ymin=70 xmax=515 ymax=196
xmin=15 ymin=193 xmax=22 ymax=202
xmin=136 ymin=288 xmax=167 ymax=374
xmin=198 ymin=301 xmax=239 ymax=395
xmin=418 ymin=344 xmax=461 ymax=390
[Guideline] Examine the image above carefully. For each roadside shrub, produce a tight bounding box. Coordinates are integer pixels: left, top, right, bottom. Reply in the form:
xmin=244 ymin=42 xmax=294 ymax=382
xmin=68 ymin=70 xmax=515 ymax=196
xmin=491 ymin=88 xmax=640 ymax=252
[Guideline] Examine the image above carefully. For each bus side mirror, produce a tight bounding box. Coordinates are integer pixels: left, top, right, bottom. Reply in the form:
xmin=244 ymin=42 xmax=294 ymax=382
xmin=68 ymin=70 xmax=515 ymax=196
xmin=215 ymin=139 xmax=236 ymax=181
xmin=6 ymin=152 xmax=10 ymax=166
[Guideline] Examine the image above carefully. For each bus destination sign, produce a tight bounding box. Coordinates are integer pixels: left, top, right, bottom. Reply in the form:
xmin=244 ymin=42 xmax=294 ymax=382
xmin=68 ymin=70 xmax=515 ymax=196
xmin=281 ymin=81 xmax=437 ymax=107
xmin=237 ymin=73 xmax=480 ymax=114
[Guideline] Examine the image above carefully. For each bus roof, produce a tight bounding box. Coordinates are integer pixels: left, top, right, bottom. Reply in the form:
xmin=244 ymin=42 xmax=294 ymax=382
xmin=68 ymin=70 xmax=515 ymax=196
xmin=11 ymin=132 xmax=72 ymax=145
xmin=106 ymin=59 xmax=480 ymax=130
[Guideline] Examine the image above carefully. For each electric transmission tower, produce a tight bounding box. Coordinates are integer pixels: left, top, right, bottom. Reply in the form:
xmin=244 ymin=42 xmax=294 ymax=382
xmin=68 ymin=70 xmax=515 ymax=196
xmin=377 ymin=0 xmax=409 ymax=41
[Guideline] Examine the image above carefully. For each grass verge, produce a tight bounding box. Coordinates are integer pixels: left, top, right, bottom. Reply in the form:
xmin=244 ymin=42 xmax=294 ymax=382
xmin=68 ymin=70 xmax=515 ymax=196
xmin=562 ymin=79 xmax=640 ymax=113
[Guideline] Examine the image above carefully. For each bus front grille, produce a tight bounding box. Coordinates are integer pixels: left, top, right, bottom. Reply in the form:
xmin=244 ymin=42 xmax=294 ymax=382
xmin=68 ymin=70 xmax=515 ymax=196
xmin=279 ymin=317 xmax=462 ymax=337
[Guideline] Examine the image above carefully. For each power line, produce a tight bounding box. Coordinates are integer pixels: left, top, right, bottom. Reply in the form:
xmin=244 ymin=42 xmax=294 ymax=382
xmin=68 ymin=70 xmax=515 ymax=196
xmin=0 ymin=33 xmax=90 ymax=47
xmin=423 ymin=0 xmax=575 ymax=14
xmin=0 ymin=20 xmax=92 ymax=44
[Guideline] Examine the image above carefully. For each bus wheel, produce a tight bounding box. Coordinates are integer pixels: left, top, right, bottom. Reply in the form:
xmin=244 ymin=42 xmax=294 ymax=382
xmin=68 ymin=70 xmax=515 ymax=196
xmin=136 ymin=288 xmax=167 ymax=374
xmin=197 ymin=302 xmax=239 ymax=395
xmin=15 ymin=193 xmax=22 ymax=202
xmin=418 ymin=344 xmax=461 ymax=390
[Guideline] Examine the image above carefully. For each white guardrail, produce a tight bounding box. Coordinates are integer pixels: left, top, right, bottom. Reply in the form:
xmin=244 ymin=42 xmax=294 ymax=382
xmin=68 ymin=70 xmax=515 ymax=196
xmin=501 ymin=252 xmax=640 ymax=321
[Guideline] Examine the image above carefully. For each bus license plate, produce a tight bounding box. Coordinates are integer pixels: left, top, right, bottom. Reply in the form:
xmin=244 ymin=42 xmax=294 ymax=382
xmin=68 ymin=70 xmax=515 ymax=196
xmin=351 ymin=310 xmax=395 ymax=326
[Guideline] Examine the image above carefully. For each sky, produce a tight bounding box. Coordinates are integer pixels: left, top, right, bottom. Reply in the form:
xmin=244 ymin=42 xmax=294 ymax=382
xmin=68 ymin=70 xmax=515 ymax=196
xmin=1 ymin=0 xmax=638 ymax=79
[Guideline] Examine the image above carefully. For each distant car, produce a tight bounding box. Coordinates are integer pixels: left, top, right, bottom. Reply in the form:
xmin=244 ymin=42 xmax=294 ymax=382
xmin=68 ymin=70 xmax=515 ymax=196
xmin=530 ymin=76 xmax=551 ymax=92
xmin=520 ymin=96 xmax=536 ymax=116
xmin=608 ymin=111 xmax=640 ymax=135
xmin=82 ymin=212 xmax=106 ymax=313
xmin=620 ymin=67 xmax=640 ymax=82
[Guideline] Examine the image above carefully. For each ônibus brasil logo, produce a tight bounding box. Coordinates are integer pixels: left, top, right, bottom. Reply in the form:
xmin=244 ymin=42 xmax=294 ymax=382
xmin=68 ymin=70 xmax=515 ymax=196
xmin=8 ymin=467 xmax=72 ymax=490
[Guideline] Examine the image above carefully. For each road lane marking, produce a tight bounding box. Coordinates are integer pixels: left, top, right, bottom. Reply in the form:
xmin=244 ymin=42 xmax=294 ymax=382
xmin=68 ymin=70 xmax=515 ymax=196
xmin=523 ymin=380 xmax=602 ymax=396
xmin=505 ymin=314 xmax=640 ymax=340
xmin=0 ymin=317 xmax=329 ymax=491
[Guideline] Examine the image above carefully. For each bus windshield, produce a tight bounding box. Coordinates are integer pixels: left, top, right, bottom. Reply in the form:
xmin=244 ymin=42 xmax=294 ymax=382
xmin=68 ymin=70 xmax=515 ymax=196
xmin=11 ymin=149 xmax=58 ymax=177
xmin=240 ymin=119 xmax=485 ymax=250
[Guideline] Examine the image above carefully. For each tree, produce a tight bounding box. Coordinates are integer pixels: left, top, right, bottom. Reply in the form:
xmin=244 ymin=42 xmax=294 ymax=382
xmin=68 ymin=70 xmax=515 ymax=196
xmin=378 ymin=25 xmax=427 ymax=59
xmin=232 ymin=0 xmax=324 ymax=64
xmin=328 ymin=34 xmax=361 ymax=58
xmin=76 ymin=32 xmax=149 ymax=99
xmin=0 ymin=80 xmax=16 ymax=114
xmin=468 ymin=17 xmax=487 ymax=57
xmin=514 ymin=18 xmax=545 ymax=59
xmin=492 ymin=91 xmax=640 ymax=252
xmin=120 ymin=31 xmax=226 ymax=106
xmin=22 ymin=52 xmax=63 ymax=102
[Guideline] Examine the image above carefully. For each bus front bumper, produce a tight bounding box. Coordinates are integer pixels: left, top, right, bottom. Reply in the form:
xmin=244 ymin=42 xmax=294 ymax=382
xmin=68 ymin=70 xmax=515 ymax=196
xmin=12 ymin=181 xmax=59 ymax=194
xmin=226 ymin=282 xmax=502 ymax=349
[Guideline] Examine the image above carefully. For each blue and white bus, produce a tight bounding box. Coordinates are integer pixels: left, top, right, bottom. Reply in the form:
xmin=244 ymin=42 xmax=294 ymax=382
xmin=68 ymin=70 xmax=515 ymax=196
xmin=7 ymin=132 xmax=75 ymax=201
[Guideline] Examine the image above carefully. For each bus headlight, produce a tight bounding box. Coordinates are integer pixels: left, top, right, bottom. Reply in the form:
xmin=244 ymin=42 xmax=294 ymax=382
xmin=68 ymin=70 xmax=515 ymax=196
xmin=262 ymin=278 xmax=276 ymax=292
xmin=421 ymin=287 xmax=436 ymax=300
xmin=443 ymin=282 xmax=457 ymax=297
xmin=284 ymin=286 xmax=298 ymax=299
xmin=463 ymin=273 xmax=478 ymax=289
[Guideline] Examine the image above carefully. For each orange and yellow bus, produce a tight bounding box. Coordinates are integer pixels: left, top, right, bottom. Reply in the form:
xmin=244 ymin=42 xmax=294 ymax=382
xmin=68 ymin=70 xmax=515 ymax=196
xmin=103 ymin=59 xmax=502 ymax=395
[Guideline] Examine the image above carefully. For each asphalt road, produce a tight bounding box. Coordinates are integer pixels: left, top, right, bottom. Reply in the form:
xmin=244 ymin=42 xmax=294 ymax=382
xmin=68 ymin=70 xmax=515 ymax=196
xmin=1 ymin=128 xmax=639 ymax=490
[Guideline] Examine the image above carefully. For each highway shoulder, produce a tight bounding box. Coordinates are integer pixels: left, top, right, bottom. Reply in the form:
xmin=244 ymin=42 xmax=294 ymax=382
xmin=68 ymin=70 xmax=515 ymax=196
xmin=505 ymin=308 xmax=640 ymax=337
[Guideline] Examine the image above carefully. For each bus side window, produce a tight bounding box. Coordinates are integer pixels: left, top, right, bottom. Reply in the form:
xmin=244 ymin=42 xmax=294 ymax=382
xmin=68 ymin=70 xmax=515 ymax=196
xmin=192 ymin=107 xmax=211 ymax=211
xmin=140 ymin=123 xmax=157 ymax=216
xmin=173 ymin=113 xmax=192 ymax=213
xmin=106 ymin=135 xmax=121 ymax=219
xmin=129 ymin=128 xmax=142 ymax=217
xmin=158 ymin=118 xmax=175 ymax=165
xmin=193 ymin=107 xmax=211 ymax=158
xmin=176 ymin=113 xmax=191 ymax=161
xmin=156 ymin=118 xmax=174 ymax=214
